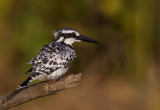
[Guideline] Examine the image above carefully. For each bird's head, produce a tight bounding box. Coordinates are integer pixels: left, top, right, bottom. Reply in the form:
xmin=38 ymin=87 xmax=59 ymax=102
xmin=53 ymin=27 xmax=99 ymax=45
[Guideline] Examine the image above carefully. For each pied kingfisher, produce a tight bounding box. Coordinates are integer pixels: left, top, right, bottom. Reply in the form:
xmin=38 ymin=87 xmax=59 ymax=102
xmin=18 ymin=27 xmax=99 ymax=89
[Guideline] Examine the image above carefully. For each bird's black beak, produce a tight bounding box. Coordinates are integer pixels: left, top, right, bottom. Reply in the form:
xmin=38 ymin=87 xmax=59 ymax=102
xmin=77 ymin=35 xmax=99 ymax=44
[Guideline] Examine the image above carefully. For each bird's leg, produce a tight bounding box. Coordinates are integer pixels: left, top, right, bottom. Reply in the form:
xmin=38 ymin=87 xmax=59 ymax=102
xmin=56 ymin=75 xmax=61 ymax=81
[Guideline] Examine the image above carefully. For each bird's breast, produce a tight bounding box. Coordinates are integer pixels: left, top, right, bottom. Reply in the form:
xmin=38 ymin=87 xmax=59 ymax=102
xmin=45 ymin=67 xmax=68 ymax=80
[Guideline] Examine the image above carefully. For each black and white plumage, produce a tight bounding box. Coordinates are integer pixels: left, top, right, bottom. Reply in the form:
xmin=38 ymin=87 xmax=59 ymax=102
xmin=18 ymin=27 xmax=99 ymax=89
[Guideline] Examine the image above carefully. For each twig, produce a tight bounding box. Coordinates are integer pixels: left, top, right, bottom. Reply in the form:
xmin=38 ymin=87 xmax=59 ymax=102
xmin=0 ymin=73 xmax=81 ymax=110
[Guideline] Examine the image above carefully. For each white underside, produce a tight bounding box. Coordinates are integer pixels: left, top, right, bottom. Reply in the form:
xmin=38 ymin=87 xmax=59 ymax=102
xmin=31 ymin=67 xmax=68 ymax=81
xmin=46 ymin=67 xmax=68 ymax=79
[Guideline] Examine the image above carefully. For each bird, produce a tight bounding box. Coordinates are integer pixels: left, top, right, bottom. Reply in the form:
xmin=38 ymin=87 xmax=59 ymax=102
xmin=17 ymin=27 xmax=99 ymax=89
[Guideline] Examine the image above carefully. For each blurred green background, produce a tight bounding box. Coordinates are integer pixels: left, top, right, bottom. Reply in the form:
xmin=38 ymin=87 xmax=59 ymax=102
xmin=0 ymin=0 xmax=160 ymax=110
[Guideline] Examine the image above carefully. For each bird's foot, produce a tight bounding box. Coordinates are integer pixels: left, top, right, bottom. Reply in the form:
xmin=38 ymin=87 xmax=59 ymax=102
xmin=56 ymin=75 xmax=61 ymax=81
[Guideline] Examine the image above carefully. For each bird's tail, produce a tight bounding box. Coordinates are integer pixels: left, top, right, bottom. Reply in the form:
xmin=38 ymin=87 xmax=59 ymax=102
xmin=17 ymin=77 xmax=32 ymax=89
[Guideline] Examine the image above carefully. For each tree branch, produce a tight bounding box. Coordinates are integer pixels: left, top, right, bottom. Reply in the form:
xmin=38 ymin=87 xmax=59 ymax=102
xmin=0 ymin=73 xmax=81 ymax=110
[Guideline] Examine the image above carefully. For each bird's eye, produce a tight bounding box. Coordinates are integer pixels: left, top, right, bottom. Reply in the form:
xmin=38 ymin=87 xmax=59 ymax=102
xmin=72 ymin=33 xmax=76 ymax=36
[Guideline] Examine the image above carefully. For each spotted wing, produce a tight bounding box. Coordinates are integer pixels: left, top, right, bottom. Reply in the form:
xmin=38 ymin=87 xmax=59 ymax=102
xmin=26 ymin=42 xmax=75 ymax=77
xmin=25 ymin=43 xmax=55 ymax=74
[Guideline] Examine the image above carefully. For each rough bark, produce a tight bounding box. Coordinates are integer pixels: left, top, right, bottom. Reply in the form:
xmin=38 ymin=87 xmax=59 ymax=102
xmin=0 ymin=73 xmax=81 ymax=110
